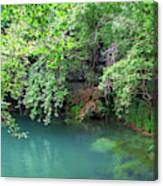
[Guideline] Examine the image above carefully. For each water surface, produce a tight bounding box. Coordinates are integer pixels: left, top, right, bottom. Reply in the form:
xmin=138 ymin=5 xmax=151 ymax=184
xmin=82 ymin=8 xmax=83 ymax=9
xmin=1 ymin=114 xmax=156 ymax=180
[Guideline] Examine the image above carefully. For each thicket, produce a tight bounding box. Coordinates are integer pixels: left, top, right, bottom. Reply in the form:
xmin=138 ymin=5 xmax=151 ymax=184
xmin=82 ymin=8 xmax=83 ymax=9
xmin=1 ymin=1 xmax=157 ymax=137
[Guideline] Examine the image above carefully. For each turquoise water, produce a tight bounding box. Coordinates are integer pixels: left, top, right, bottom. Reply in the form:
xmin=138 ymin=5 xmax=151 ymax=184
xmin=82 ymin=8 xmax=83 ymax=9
xmin=1 ymin=114 xmax=157 ymax=180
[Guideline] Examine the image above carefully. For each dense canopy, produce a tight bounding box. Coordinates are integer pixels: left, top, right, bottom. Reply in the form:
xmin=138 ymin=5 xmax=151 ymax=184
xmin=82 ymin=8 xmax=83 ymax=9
xmin=1 ymin=1 xmax=157 ymax=138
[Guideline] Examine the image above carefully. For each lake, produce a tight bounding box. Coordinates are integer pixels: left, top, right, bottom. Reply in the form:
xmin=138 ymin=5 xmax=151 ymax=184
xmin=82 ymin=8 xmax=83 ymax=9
xmin=1 ymin=114 xmax=157 ymax=180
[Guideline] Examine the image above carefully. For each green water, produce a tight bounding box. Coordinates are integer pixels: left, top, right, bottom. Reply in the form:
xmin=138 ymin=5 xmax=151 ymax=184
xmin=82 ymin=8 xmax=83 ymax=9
xmin=1 ymin=114 xmax=157 ymax=180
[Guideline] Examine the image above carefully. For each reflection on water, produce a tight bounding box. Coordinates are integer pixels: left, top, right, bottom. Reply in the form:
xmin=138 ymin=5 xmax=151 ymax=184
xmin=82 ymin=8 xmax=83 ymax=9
xmin=1 ymin=114 xmax=157 ymax=180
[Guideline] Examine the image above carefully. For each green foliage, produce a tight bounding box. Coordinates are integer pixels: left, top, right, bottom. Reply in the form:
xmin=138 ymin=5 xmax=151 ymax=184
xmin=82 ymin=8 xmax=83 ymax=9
xmin=21 ymin=4 xmax=75 ymax=125
xmin=1 ymin=102 xmax=28 ymax=138
xmin=125 ymin=100 xmax=155 ymax=133
xmin=1 ymin=20 xmax=30 ymax=100
xmin=99 ymin=2 xmax=157 ymax=119
xmin=65 ymin=103 xmax=84 ymax=125
xmin=1 ymin=4 xmax=73 ymax=131
xmin=99 ymin=49 xmax=154 ymax=117
xmin=24 ymin=60 xmax=68 ymax=125
xmin=1 ymin=14 xmax=31 ymax=137
xmin=1 ymin=2 xmax=157 ymax=136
